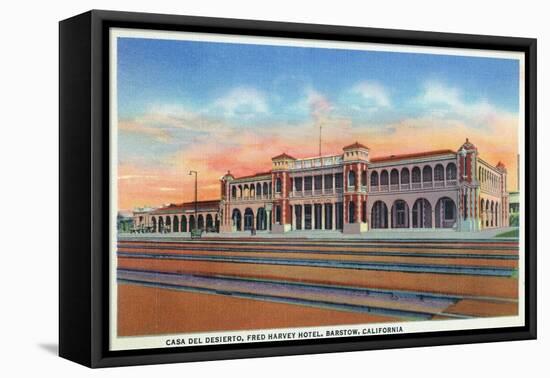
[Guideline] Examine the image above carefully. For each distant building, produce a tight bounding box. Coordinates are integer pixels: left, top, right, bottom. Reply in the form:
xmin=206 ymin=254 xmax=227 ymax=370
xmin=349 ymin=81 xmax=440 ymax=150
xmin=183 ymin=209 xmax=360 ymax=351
xmin=508 ymin=191 xmax=520 ymax=226
xmin=133 ymin=201 xmax=219 ymax=233
xmin=133 ymin=139 xmax=510 ymax=234
xmin=117 ymin=213 xmax=134 ymax=233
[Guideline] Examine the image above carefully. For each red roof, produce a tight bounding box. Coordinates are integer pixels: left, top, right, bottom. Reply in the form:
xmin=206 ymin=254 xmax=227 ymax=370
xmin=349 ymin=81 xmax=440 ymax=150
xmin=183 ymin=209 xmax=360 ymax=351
xmin=271 ymin=153 xmax=296 ymax=160
xmin=152 ymin=199 xmax=220 ymax=214
xmin=234 ymin=171 xmax=272 ymax=180
xmin=343 ymin=141 xmax=369 ymax=150
xmin=371 ymin=149 xmax=456 ymax=163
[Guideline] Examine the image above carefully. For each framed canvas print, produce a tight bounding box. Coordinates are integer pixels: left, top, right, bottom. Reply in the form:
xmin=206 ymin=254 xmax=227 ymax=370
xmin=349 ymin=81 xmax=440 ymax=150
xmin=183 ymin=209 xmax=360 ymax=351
xmin=59 ymin=10 xmax=537 ymax=368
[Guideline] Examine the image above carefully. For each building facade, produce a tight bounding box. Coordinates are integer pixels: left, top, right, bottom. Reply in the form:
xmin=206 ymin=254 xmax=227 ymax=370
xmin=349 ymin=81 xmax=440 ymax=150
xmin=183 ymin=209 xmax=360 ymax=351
xmin=132 ymin=139 xmax=510 ymax=234
xmin=132 ymin=200 xmax=220 ymax=233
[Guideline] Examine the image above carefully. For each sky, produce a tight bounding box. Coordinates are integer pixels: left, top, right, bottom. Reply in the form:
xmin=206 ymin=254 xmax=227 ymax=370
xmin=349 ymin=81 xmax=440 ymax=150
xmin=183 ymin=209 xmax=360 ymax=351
xmin=116 ymin=36 xmax=521 ymax=211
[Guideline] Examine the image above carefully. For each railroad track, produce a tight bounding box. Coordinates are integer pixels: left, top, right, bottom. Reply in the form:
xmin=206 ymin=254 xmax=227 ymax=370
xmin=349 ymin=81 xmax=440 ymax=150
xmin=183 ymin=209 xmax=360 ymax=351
xmin=117 ymin=238 xmax=519 ymax=321
xmin=117 ymin=251 xmax=516 ymax=277
xmin=118 ymin=244 xmax=518 ymax=260
xmin=117 ymin=269 xmax=516 ymax=320
xmin=119 ymin=238 xmax=518 ymax=251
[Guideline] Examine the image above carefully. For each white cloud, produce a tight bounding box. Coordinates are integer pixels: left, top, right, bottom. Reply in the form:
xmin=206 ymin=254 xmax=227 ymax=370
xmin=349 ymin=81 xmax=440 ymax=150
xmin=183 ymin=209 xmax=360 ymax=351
xmin=419 ymin=81 xmax=462 ymax=108
xmin=352 ymin=81 xmax=391 ymax=108
xmin=416 ymin=81 xmax=507 ymax=128
xmin=212 ymin=86 xmax=268 ymax=118
xmin=118 ymin=104 xmax=232 ymax=142
xmin=305 ymin=88 xmax=332 ymax=121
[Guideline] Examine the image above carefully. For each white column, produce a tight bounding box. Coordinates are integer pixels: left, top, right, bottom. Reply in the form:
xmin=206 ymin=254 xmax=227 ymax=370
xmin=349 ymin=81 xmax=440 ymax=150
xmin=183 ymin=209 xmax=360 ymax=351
xmin=292 ymin=205 xmax=296 ymax=230
xmin=312 ymin=204 xmax=316 ymax=230
xmin=301 ymin=205 xmax=305 ymax=230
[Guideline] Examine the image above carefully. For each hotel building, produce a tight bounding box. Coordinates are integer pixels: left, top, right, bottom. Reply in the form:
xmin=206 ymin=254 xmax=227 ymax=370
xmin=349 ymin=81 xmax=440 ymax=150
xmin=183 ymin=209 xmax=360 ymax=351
xmin=133 ymin=139 xmax=510 ymax=234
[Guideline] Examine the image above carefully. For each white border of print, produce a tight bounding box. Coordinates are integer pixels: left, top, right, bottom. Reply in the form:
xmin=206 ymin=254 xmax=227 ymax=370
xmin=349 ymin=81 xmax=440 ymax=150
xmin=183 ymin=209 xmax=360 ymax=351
xmin=109 ymin=27 xmax=526 ymax=352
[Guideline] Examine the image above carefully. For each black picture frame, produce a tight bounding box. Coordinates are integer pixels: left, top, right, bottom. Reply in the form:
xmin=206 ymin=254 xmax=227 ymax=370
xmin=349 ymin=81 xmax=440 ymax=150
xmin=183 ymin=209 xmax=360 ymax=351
xmin=59 ymin=9 xmax=537 ymax=368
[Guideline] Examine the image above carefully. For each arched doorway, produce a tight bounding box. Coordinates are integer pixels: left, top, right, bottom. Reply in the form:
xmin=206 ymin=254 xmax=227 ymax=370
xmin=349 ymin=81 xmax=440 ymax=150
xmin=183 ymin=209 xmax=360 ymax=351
xmin=189 ymin=215 xmax=196 ymax=231
xmin=479 ymin=199 xmax=485 ymax=228
xmin=198 ymin=214 xmax=204 ymax=230
xmin=412 ymin=198 xmax=432 ymax=228
xmin=256 ymin=207 xmax=267 ymax=230
xmin=435 ymin=197 xmax=457 ymax=228
xmin=206 ymin=214 xmax=213 ymax=230
xmin=371 ymin=201 xmax=388 ymax=229
xmin=232 ymin=209 xmax=242 ymax=231
xmin=244 ymin=208 xmax=254 ymax=230
xmin=165 ymin=216 xmax=171 ymax=233
xmin=151 ymin=217 xmax=157 ymax=233
xmin=173 ymin=216 xmax=179 ymax=233
xmin=391 ymin=200 xmax=409 ymax=228
xmin=485 ymin=201 xmax=490 ymax=227
xmin=159 ymin=217 xmax=164 ymax=233
xmin=348 ymin=201 xmax=355 ymax=223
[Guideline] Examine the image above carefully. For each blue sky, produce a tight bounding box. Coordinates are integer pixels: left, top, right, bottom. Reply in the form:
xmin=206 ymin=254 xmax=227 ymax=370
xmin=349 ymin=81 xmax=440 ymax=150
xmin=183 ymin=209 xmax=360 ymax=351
xmin=117 ymin=37 xmax=519 ymax=122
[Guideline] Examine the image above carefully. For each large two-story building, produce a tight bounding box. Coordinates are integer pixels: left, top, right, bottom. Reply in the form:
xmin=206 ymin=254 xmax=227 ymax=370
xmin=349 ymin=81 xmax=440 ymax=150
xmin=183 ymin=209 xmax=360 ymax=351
xmin=133 ymin=139 xmax=510 ymax=234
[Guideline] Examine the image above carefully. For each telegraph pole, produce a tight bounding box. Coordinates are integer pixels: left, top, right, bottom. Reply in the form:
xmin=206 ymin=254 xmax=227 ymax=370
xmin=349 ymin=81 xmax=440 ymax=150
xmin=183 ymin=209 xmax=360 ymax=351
xmin=189 ymin=170 xmax=198 ymax=230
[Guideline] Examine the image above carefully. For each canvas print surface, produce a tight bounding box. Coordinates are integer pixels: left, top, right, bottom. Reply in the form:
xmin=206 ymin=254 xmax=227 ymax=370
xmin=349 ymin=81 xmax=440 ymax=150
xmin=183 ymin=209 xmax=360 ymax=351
xmin=109 ymin=28 xmax=525 ymax=351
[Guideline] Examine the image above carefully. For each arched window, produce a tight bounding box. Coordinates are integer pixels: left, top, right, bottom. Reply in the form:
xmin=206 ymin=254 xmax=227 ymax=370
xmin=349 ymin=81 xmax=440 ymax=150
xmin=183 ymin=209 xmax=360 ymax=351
xmin=256 ymin=183 xmax=262 ymax=197
xmin=275 ymin=178 xmax=282 ymax=193
xmin=231 ymin=186 xmax=237 ymax=199
xmin=446 ymin=163 xmax=457 ymax=180
xmin=390 ymin=169 xmax=399 ymax=185
xmin=173 ymin=215 xmax=179 ymax=232
xmin=348 ymin=170 xmax=356 ymax=187
xmin=422 ymin=166 xmax=432 ymax=182
xmin=434 ymin=164 xmax=444 ymax=181
xmin=401 ymin=168 xmax=410 ymax=184
xmin=361 ymin=170 xmax=367 ymax=187
xmin=412 ymin=167 xmax=421 ymax=183
xmin=263 ymin=182 xmax=268 ymax=197
xmin=380 ymin=170 xmax=389 ymax=185
xmin=370 ymin=171 xmax=379 ymax=187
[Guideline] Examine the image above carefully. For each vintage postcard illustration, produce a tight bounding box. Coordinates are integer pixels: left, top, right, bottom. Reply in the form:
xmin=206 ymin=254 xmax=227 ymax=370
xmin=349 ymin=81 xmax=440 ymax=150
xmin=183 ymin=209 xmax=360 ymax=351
xmin=109 ymin=28 xmax=524 ymax=351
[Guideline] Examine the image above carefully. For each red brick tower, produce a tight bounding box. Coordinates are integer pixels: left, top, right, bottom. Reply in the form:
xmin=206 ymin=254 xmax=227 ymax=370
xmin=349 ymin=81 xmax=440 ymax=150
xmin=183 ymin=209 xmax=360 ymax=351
xmin=342 ymin=142 xmax=370 ymax=234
